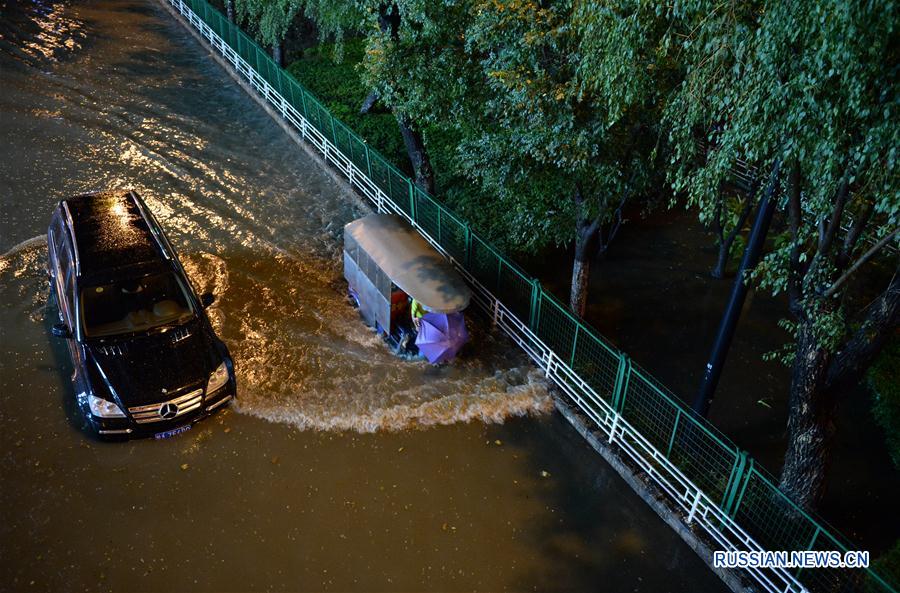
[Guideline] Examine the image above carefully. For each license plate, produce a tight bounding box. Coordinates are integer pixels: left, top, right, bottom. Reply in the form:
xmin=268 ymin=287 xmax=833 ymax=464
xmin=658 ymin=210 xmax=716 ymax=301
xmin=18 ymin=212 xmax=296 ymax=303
xmin=154 ymin=425 xmax=191 ymax=440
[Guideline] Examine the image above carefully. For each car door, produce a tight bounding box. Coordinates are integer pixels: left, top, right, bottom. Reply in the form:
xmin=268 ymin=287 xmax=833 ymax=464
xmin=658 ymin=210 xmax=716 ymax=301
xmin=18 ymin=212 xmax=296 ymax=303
xmin=50 ymin=218 xmax=86 ymax=385
xmin=49 ymin=214 xmax=70 ymax=325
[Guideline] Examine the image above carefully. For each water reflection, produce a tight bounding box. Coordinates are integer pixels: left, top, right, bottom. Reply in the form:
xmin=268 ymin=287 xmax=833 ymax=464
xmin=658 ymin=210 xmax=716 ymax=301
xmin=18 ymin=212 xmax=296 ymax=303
xmin=0 ymin=0 xmax=85 ymax=64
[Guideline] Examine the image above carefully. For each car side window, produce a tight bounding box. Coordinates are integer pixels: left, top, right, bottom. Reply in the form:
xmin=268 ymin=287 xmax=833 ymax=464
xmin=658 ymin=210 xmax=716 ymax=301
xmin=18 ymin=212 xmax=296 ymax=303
xmin=49 ymin=215 xmax=63 ymax=267
xmin=54 ymin=222 xmax=70 ymax=274
xmin=64 ymin=265 xmax=77 ymax=326
xmin=53 ymin=219 xmax=75 ymax=328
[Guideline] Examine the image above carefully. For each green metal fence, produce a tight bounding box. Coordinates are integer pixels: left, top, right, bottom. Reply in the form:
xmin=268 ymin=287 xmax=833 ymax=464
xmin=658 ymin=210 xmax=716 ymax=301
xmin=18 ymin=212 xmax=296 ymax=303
xmin=165 ymin=1 xmax=897 ymax=591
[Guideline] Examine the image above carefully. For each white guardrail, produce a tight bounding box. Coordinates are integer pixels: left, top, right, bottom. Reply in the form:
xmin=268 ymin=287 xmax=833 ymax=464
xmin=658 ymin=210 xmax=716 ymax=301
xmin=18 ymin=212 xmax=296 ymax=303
xmin=165 ymin=2 xmax=809 ymax=591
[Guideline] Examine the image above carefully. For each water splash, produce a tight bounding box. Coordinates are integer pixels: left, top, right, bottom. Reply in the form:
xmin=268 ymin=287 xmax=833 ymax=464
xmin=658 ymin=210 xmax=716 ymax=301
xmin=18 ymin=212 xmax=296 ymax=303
xmin=0 ymin=238 xmax=550 ymax=433
xmin=181 ymin=248 xmax=552 ymax=433
xmin=0 ymin=235 xmax=51 ymax=323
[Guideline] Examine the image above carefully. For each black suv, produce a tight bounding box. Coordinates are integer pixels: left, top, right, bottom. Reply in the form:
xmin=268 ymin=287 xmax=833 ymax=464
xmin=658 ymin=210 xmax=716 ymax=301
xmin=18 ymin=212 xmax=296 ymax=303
xmin=47 ymin=190 xmax=235 ymax=439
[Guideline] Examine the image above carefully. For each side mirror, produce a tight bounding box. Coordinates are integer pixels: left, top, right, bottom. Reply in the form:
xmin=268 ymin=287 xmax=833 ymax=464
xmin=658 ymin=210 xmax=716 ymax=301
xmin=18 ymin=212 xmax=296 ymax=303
xmin=51 ymin=323 xmax=71 ymax=339
xmin=200 ymin=292 xmax=216 ymax=309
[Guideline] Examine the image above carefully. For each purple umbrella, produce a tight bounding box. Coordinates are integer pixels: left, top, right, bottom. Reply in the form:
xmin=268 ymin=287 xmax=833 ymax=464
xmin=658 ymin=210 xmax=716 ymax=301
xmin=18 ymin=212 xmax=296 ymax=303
xmin=415 ymin=312 xmax=469 ymax=363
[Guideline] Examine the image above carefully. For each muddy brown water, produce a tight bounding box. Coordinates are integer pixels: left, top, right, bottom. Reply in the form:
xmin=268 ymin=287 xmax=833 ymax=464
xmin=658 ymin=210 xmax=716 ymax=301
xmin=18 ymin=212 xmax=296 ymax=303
xmin=0 ymin=1 xmax=728 ymax=591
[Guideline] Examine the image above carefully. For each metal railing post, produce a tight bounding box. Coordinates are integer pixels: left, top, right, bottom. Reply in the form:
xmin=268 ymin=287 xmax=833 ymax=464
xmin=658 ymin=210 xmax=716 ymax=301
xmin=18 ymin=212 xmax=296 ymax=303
xmin=528 ymin=278 xmax=540 ymax=330
xmin=609 ymin=413 xmax=620 ymax=444
xmin=666 ymin=409 xmax=682 ymax=458
xmin=299 ymin=88 xmax=309 ymax=121
xmin=686 ymin=488 xmax=703 ymax=524
xmin=570 ymin=324 xmax=581 ymax=368
xmin=464 ymin=223 xmax=472 ymax=268
xmin=722 ymin=451 xmax=749 ymax=517
xmin=611 ymin=353 xmax=630 ymax=412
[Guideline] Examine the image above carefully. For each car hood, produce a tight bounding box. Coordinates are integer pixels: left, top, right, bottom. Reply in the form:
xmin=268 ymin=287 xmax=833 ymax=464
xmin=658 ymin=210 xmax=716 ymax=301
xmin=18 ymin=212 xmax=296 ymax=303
xmin=88 ymin=321 xmax=214 ymax=408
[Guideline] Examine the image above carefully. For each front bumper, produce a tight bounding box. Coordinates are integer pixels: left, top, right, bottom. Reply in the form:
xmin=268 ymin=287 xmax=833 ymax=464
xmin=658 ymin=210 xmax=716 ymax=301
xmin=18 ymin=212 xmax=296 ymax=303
xmin=88 ymin=382 xmax=236 ymax=439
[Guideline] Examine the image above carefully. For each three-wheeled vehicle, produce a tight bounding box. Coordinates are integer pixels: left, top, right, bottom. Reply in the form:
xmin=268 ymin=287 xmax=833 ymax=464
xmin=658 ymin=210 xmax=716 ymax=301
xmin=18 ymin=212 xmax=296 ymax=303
xmin=343 ymin=214 xmax=472 ymax=362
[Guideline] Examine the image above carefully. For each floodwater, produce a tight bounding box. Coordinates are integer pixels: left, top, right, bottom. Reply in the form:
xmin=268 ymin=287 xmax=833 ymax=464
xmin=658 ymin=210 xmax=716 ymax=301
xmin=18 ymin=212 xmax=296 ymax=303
xmin=0 ymin=1 xmax=729 ymax=591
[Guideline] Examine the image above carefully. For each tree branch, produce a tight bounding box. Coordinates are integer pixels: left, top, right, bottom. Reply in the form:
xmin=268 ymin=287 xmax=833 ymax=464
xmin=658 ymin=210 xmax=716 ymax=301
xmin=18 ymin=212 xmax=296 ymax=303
xmin=818 ymin=170 xmax=851 ymax=255
xmin=722 ymin=181 xmax=758 ymax=247
xmin=822 ymin=228 xmax=899 ymax=298
xmin=597 ymin=188 xmax=630 ymax=256
xmin=826 ymin=271 xmax=900 ymax=392
xmin=838 ymin=200 xmax=875 ymax=270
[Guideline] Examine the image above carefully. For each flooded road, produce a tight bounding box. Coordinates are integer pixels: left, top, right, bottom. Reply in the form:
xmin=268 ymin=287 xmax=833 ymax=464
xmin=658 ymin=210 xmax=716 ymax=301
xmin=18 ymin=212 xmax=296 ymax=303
xmin=0 ymin=1 xmax=727 ymax=590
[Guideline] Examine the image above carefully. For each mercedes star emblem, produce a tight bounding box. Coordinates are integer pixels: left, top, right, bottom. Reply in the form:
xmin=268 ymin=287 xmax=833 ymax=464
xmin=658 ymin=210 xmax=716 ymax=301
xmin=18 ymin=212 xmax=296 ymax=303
xmin=159 ymin=402 xmax=179 ymax=420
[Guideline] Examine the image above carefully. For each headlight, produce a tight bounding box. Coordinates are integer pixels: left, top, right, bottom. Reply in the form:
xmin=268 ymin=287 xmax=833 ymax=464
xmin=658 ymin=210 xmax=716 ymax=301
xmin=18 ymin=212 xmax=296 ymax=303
xmin=88 ymin=393 xmax=125 ymax=418
xmin=206 ymin=361 xmax=229 ymax=395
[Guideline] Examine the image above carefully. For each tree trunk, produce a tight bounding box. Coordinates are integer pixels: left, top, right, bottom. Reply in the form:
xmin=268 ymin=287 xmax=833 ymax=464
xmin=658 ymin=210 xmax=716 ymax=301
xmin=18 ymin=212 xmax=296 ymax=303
xmin=225 ymin=0 xmax=234 ymax=23
xmin=780 ymin=320 xmax=836 ymax=510
xmin=360 ymin=90 xmax=380 ymax=115
xmin=272 ymin=43 xmax=284 ymax=68
xmin=570 ymin=233 xmax=593 ymax=317
xmin=397 ymin=115 xmax=435 ymax=194
xmin=711 ymin=243 xmax=729 ymax=279
xmin=569 ymin=186 xmax=602 ymax=317
xmin=777 ymin=156 xmax=896 ymax=511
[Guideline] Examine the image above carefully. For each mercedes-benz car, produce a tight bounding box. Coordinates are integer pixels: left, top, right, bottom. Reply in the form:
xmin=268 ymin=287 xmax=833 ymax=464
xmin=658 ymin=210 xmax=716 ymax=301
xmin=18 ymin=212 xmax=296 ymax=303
xmin=47 ymin=190 xmax=235 ymax=439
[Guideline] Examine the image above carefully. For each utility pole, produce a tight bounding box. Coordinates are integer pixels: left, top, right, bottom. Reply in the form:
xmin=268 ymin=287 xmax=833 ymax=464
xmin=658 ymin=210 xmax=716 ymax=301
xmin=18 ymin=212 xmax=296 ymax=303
xmin=693 ymin=160 xmax=782 ymax=417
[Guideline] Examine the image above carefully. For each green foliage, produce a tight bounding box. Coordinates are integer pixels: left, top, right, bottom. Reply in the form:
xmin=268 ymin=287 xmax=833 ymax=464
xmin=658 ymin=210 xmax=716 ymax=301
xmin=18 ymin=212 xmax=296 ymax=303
xmin=345 ymin=0 xmax=671 ymax=254
xmin=282 ymin=0 xmax=675 ymax=259
xmin=287 ymin=40 xmax=408 ymax=169
xmin=665 ymin=0 xmax=899 ymax=232
xmin=298 ymin=0 xmax=366 ymax=46
xmin=261 ymin=0 xmax=899 ymax=328
xmin=663 ymin=0 xmax=899 ymax=353
xmin=452 ymin=0 xmax=666 ymax=251
xmin=234 ymin=0 xmax=302 ymax=46
xmin=869 ymin=337 xmax=900 ymax=469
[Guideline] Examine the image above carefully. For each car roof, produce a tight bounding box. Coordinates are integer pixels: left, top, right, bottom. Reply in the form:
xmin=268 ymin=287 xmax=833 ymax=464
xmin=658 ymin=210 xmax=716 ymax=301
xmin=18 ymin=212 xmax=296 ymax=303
xmin=61 ymin=191 xmax=169 ymax=279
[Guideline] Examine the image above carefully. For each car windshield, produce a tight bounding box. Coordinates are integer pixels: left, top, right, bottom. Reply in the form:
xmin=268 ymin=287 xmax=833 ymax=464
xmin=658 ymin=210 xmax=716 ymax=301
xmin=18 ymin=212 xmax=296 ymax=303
xmin=80 ymin=271 xmax=195 ymax=338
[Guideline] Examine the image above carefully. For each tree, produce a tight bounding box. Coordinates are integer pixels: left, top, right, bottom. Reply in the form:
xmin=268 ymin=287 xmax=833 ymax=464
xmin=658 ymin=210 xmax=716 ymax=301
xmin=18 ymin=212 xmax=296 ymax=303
xmin=709 ymin=185 xmax=757 ymax=278
xmin=404 ymin=0 xmax=670 ymax=316
xmin=235 ymin=0 xmax=302 ymax=66
xmin=360 ymin=3 xmax=435 ymax=193
xmin=300 ymin=0 xmax=669 ymax=315
xmin=664 ymin=0 xmax=900 ymax=509
xmin=299 ymin=1 xmax=439 ymax=193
